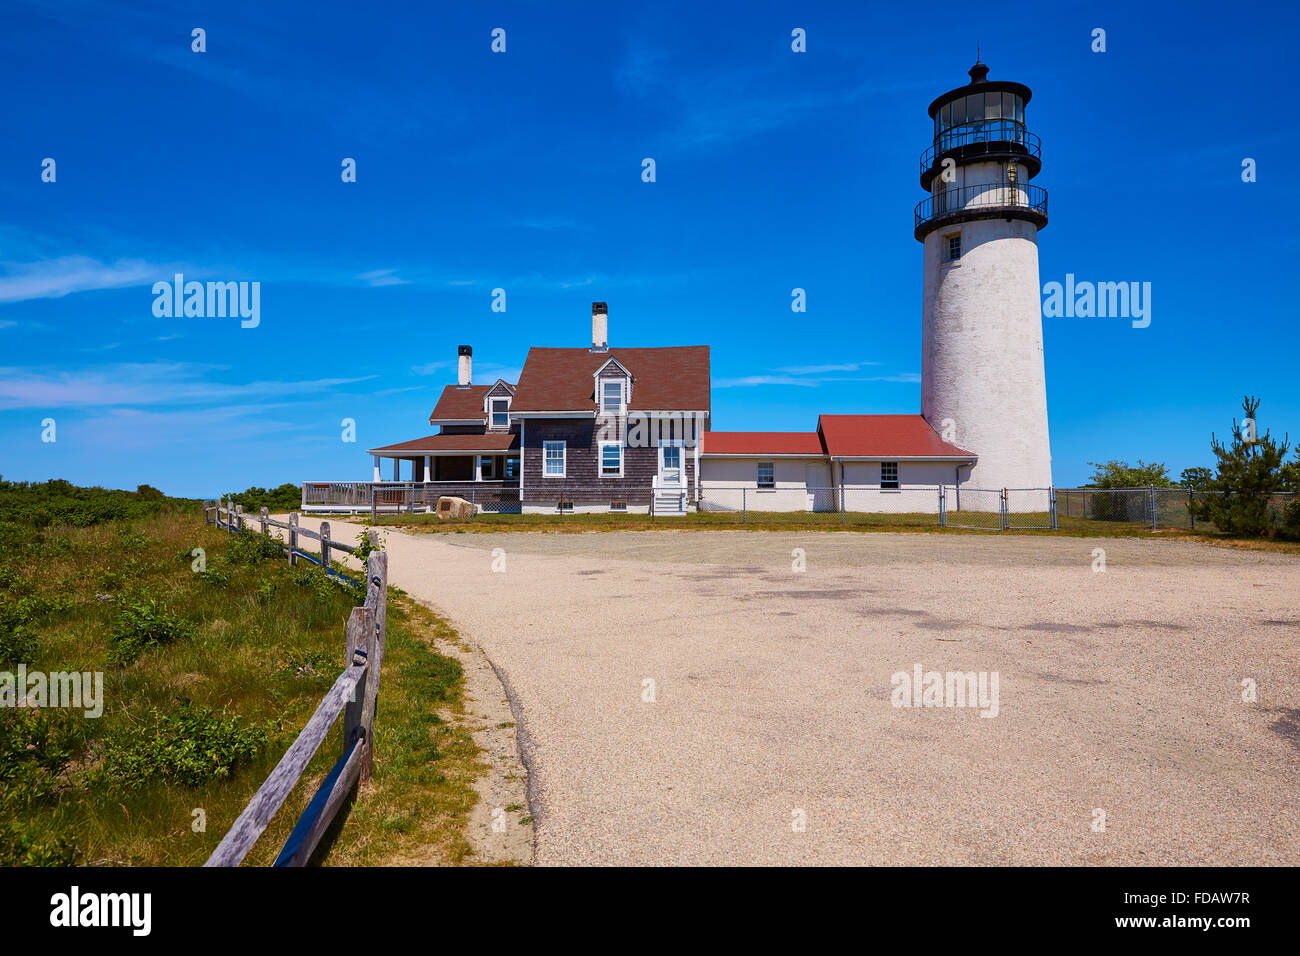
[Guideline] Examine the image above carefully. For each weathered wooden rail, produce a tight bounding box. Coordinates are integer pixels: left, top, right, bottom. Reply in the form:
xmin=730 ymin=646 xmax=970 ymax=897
xmin=203 ymin=500 xmax=361 ymax=586
xmin=200 ymin=502 xmax=389 ymax=867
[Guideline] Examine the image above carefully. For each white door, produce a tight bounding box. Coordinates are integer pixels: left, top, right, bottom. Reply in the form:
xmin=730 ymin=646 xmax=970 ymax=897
xmin=658 ymin=442 xmax=683 ymax=486
xmin=805 ymin=464 xmax=831 ymax=511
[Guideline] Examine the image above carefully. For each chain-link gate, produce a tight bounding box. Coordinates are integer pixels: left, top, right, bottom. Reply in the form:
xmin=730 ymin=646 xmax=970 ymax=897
xmin=940 ymin=486 xmax=1005 ymax=530
xmin=1005 ymin=488 xmax=1055 ymax=529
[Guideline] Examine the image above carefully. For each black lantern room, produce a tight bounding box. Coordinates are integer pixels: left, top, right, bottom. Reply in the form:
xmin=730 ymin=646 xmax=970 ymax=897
xmin=919 ymin=61 xmax=1042 ymax=192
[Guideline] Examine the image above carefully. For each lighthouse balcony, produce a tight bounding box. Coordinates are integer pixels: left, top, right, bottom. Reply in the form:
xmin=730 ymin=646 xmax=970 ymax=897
xmin=914 ymin=182 xmax=1048 ymax=240
xmin=919 ymin=121 xmax=1041 ymax=189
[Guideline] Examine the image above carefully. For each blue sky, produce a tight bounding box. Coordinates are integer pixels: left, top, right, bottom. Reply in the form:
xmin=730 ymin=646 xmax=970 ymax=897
xmin=2 ymin=0 xmax=1297 ymax=495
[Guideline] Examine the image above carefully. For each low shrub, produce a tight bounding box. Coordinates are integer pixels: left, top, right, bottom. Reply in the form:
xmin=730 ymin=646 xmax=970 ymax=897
xmin=99 ymin=703 xmax=273 ymax=788
xmin=108 ymin=595 xmax=196 ymax=664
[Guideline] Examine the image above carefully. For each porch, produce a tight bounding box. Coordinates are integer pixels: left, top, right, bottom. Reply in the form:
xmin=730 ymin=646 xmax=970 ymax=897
xmin=301 ymin=480 xmax=520 ymax=514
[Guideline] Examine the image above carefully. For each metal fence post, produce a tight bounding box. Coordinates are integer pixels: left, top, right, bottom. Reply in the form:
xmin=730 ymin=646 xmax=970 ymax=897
xmin=1150 ymin=484 xmax=1157 ymax=531
xmin=1188 ymin=488 xmax=1196 ymax=531
xmin=1000 ymin=488 xmax=1008 ymax=531
xmin=742 ymin=487 xmax=747 ymax=524
xmin=938 ymin=485 xmax=946 ymax=527
xmin=1049 ymin=486 xmax=1057 ymax=530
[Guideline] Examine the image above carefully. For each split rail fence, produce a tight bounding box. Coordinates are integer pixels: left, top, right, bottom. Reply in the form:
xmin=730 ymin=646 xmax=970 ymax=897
xmin=200 ymin=501 xmax=387 ymax=866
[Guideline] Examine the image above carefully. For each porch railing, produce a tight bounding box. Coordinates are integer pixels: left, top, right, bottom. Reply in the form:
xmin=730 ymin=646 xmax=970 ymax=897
xmin=302 ymin=480 xmax=518 ymax=513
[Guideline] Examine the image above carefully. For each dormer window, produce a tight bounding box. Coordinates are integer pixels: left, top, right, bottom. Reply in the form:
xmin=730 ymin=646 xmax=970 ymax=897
xmin=601 ymin=380 xmax=624 ymax=414
xmin=490 ymin=397 xmax=510 ymax=428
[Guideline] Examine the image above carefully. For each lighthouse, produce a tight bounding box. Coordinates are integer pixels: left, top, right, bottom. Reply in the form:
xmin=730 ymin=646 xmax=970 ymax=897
xmin=917 ymin=60 xmax=1053 ymax=491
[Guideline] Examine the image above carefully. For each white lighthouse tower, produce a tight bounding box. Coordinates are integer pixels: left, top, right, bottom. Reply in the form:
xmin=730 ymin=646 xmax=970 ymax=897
xmin=918 ymin=60 xmax=1052 ymax=491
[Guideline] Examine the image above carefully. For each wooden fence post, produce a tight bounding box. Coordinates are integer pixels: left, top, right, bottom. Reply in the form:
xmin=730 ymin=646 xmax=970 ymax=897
xmin=320 ymin=521 xmax=331 ymax=574
xmin=259 ymin=506 xmax=268 ymax=536
xmin=343 ymin=605 xmax=373 ymax=758
xmin=236 ymin=504 xmax=245 ymax=531
xmin=288 ymin=512 xmax=299 ymax=566
xmin=360 ymin=549 xmax=388 ymax=782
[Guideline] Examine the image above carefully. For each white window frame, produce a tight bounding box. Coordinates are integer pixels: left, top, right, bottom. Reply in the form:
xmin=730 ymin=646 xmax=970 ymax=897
xmin=945 ymin=232 xmax=961 ymax=262
xmin=756 ymin=461 xmax=775 ymax=490
xmin=601 ymin=380 xmax=625 ymax=414
xmin=881 ymin=461 xmax=900 ymax=489
xmin=490 ymin=397 xmax=510 ymax=428
xmin=599 ymin=441 xmax=623 ymax=478
xmin=543 ymin=440 xmax=566 ymax=478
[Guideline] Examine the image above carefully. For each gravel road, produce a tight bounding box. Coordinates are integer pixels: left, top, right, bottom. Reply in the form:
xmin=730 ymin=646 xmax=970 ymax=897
xmin=292 ymin=519 xmax=1300 ymax=866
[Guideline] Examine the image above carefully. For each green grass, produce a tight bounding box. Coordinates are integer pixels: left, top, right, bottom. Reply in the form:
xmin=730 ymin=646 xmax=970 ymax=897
xmin=0 ymin=509 xmax=486 ymax=866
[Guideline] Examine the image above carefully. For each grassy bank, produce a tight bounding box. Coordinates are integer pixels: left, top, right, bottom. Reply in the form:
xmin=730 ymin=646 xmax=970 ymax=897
xmin=1 ymin=499 xmax=484 ymax=866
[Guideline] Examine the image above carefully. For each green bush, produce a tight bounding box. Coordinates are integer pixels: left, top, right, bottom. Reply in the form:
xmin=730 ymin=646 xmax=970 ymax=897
xmin=226 ymin=483 xmax=301 ymax=514
xmin=226 ymin=529 xmax=286 ymax=565
xmin=99 ymin=703 xmax=273 ymax=788
xmin=0 ymin=821 xmax=75 ymax=866
xmin=0 ymin=710 xmax=84 ymax=810
xmin=1278 ymin=497 xmax=1300 ymax=541
xmin=109 ymin=596 xmax=196 ymax=664
xmin=0 ymin=625 xmax=39 ymax=665
xmin=0 ymin=479 xmax=196 ymax=529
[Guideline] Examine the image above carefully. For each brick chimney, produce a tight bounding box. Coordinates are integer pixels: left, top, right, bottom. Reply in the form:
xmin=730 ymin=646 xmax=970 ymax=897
xmin=457 ymin=345 xmax=472 ymax=388
xmin=591 ymin=302 xmax=608 ymax=352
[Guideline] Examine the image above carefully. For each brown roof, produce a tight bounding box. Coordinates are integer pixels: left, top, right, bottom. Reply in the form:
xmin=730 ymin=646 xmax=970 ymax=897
xmin=428 ymin=384 xmax=515 ymax=423
xmin=367 ymin=432 xmax=519 ymax=455
xmin=816 ymin=415 xmax=976 ymax=459
xmin=510 ymin=346 xmax=710 ymax=412
xmin=702 ymin=432 xmax=827 ymax=455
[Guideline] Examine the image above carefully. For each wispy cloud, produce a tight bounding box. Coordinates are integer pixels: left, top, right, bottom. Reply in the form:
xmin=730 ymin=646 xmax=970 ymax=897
xmin=411 ymin=361 xmax=452 ymax=375
xmin=774 ymin=362 xmax=881 ymax=375
xmin=78 ymin=405 xmax=305 ymax=450
xmin=714 ymin=370 xmax=919 ymax=388
xmin=0 ymin=256 xmax=173 ymax=303
xmin=714 ymin=375 xmax=821 ymax=388
xmin=0 ymin=362 xmax=377 ymax=410
xmin=356 ymin=268 xmax=410 ymax=288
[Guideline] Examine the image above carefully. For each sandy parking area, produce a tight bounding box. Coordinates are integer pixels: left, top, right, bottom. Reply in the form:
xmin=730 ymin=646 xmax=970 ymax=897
xmin=291 ymin=519 xmax=1300 ymax=865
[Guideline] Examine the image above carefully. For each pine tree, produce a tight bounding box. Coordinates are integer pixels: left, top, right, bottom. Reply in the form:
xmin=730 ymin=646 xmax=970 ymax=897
xmin=1195 ymin=396 xmax=1291 ymax=536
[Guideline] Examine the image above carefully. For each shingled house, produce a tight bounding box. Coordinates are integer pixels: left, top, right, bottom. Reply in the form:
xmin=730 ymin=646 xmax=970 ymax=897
xmin=367 ymin=303 xmax=711 ymax=514
xmin=359 ymin=302 xmax=976 ymax=515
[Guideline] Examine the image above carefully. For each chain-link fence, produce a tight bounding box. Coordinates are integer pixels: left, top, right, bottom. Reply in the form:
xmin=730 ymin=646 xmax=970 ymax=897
xmin=1056 ymin=487 xmax=1299 ymax=532
xmin=301 ymin=481 xmax=1296 ymax=533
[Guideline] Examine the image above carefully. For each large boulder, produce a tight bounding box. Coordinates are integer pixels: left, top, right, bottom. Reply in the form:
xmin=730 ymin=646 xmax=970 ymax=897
xmin=435 ymin=496 xmax=475 ymax=520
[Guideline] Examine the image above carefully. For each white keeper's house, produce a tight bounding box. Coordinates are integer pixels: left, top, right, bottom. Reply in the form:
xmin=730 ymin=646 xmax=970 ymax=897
xmin=306 ymin=61 xmax=1052 ymax=515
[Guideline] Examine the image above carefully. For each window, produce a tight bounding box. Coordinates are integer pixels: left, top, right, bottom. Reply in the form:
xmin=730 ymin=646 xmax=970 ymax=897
xmin=600 ymin=442 xmax=623 ymax=477
xmin=601 ymin=380 xmax=624 ymax=413
xmin=557 ymin=500 xmax=573 ymax=514
xmin=984 ymin=91 xmax=1000 ymax=120
xmin=504 ymin=457 xmax=519 ymax=480
xmin=756 ymin=462 xmax=775 ymax=490
xmin=610 ymin=500 xmax=627 ymax=512
xmin=479 ymin=456 xmax=496 ymax=480
xmin=543 ymin=441 xmax=565 ymax=477
xmin=946 ymin=233 xmax=961 ymax=262
xmin=881 ymin=462 xmax=899 ymax=489
xmin=490 ymin=397 xmax=510 ymax=428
